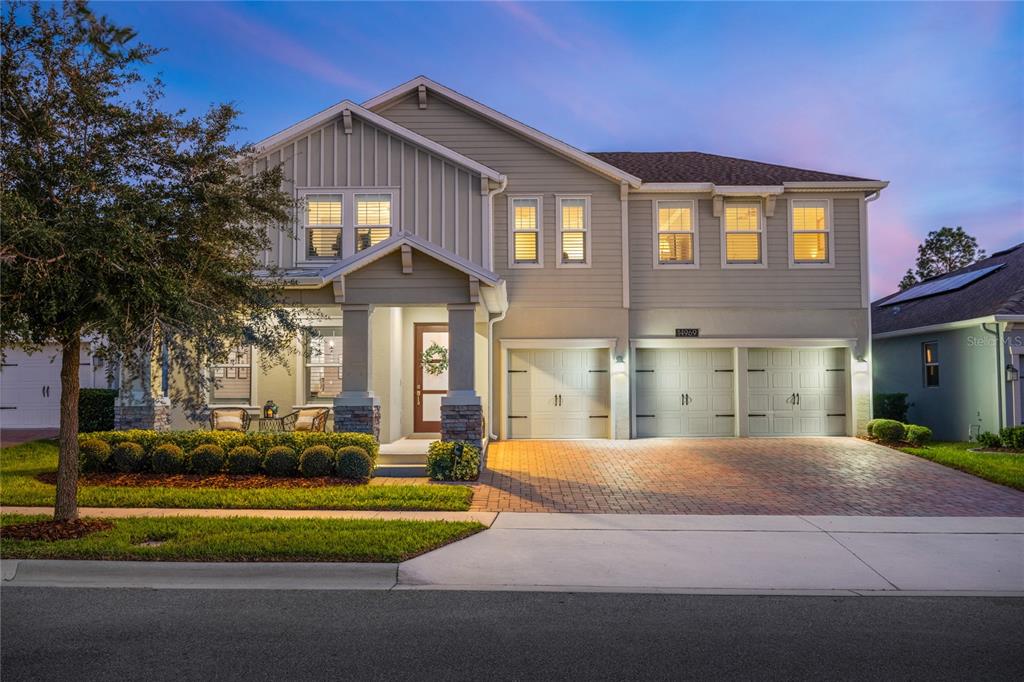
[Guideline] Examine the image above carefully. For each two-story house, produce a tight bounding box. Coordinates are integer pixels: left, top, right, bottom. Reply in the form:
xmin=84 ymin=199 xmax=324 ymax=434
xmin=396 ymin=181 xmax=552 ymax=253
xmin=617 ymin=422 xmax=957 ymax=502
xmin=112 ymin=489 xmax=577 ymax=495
xmin=141 ymin=76 xmax=887 ymax=447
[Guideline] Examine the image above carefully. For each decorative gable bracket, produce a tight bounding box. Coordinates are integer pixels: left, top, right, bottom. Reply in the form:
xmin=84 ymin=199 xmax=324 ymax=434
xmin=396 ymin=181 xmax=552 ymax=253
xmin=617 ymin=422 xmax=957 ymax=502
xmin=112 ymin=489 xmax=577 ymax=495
xmin=332 ymin=277 xmax=345 ymax=303
xmin=401 ymin=244 xmax=413 ymax=274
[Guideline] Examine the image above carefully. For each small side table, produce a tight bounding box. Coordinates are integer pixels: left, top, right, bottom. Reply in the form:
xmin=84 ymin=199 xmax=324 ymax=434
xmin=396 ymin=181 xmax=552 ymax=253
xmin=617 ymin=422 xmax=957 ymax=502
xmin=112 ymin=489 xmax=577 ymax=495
xmin=256 ymin=417 xmax=285 ymax=432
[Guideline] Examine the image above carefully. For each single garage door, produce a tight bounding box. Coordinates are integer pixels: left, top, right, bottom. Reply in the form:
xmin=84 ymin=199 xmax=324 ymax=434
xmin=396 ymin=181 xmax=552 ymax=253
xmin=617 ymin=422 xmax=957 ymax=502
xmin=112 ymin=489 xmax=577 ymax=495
xmin=635 ymin=348 xmax=735 ymax=437
xmin=507 ymin=348 xmax=610 ymax=439
xmin=747 ymin=348 xmax=846 ymax=436
xmin=0 ymin=345 xmax=102 ymax=428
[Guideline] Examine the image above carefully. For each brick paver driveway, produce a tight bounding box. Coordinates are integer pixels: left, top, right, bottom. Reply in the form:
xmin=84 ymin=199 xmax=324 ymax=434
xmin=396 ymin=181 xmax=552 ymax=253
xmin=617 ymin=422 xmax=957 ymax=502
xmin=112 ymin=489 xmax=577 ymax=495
xmin=471 ymin=438 xmax=1024 ymax=515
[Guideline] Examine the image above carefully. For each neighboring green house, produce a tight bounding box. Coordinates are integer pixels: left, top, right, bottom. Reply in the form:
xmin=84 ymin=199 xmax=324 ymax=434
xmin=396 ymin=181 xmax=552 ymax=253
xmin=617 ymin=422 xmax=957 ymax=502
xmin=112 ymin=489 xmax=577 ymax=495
xmin=872 ymin=243 xmax=1024 ymax=440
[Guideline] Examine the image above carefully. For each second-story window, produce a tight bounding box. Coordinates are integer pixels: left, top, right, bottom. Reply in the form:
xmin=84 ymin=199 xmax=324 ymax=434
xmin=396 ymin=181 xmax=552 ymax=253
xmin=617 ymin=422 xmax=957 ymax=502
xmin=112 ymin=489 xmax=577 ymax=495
xmin=305 ymin=194 xmax=343 ymax=258
xmin=558 ymin=196 xmax=590 ymax=266
xmin=723 ymin=203 xmax=763 ymax=265
xmin=656 ymin=200 xmax=696 ymax=265
xmin=509 ymin=197 xmax=541 ymax=266
xmin=791 ymin=200 xmax=830 ymax=264
xmin=355 ymin=194 xmax=392 ymax=251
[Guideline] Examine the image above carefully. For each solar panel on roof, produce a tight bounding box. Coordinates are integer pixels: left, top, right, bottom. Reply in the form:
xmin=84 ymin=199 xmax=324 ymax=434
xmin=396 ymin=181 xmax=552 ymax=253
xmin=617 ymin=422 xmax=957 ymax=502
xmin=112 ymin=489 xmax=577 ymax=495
xmin=883 ymin=264 xmax=1004 ymax=305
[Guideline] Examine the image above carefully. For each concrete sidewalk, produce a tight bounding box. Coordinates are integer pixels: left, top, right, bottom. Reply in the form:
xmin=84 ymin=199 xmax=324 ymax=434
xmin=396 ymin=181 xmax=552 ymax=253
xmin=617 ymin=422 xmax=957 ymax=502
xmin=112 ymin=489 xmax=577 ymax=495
xmin=3 ymin=513 xmax=1022 ymax=595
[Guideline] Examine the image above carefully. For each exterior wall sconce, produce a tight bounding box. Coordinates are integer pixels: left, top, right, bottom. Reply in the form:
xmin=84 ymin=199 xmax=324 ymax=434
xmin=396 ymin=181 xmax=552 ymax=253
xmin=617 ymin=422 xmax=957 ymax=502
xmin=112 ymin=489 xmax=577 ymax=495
xmin=853 ymin=356 xmax=869 ymax=373
xmin=613 ymin=355 xmax=626 ymax=374
xmin=1007 ymin=364 xmax=1020 ymax=383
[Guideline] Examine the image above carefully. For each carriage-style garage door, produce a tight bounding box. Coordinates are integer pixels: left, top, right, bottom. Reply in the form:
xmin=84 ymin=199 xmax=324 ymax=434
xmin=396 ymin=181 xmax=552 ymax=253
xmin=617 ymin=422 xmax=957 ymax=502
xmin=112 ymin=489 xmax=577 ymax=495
xmin=746 ymin=348 xmax=847 ymax=436
xmin=635 ymin=348 xmax=735 ymax=437
xmin=507 ymin=349 xmax=610 ymax=439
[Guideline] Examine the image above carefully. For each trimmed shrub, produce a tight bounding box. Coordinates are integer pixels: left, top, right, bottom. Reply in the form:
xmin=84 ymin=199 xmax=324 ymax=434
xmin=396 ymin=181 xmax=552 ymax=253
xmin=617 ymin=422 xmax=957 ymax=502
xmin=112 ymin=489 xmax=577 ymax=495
xmin=873 ymin=393 xmax=910 ymax=423
xmin=335 ymin=446 xmax=373 ymax=482
xmin=998 ymin=426 xmax=1024 ymax=450
xmin=870 ymin=419 xmax=906 ymax=444
xmin=151 ymin=443 xmax=187 ymax=474
xmin=977 ymin=431 xmax=1002 ymax=449
xmin=189 ymin=444 xmax=226 ymax=475
xmin=865 ymin=419 xmax=882 ymax=438
xmin=263 ymin=446 xmax=299 ymax=477
xmin=299 ymin=445 xmax=335 ymax=477
xmin=226 ymin=446 xmax=262 ymax=475
xmin=78 ymin=388 xmax=117 ymax=432
xmin=904 ymin=424 xmax=932 ymax=447
xmin=78 ymin=439 xmax=111 ymax=473
xmin=110 ymin=441 xmax=146 ymax=473
xmin=426 ymin=441 xmax=480 ymax=481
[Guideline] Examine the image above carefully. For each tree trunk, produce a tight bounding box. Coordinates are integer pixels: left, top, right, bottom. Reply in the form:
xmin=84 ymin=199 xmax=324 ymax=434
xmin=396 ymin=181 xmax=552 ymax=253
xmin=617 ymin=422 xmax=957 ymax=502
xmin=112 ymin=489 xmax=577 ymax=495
xmin=54 ymin=338 xmax=81 ymax=521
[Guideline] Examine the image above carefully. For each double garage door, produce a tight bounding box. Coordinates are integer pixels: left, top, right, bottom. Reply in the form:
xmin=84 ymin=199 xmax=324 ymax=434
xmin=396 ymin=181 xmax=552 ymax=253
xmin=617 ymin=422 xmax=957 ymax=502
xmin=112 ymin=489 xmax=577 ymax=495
xmin=635 ymin=347 xmax=847 ymax=437
xmin=507 ymin=349 xmax=610 ymax=439
xmin=0 ymin=345 xmax=101 ymax=428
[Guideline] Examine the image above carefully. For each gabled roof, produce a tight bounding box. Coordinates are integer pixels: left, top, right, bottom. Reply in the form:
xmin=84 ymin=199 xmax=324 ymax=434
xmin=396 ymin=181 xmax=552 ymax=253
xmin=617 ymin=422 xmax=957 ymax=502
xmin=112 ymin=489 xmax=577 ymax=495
xmin=251 ymin=99 xmax=505 ymax=182
xmin=363 ymin=76 xmax=643 ymax=188
xmin=590 ymin=151 xmax=880 ymax=186
xmin=872 ymin=243 xmax=1024 ymax=335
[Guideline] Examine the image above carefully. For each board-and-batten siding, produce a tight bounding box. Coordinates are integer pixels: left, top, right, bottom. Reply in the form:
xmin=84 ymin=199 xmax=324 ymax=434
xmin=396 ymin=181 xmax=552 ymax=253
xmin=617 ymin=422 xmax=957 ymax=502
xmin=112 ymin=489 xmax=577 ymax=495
xmin=628 ymin=196 xmax=863 ymax=309
xmin=377 ymin=93 xmax=624 ymax=308
xmin=254 ymin=113 xmax=484 ymax=269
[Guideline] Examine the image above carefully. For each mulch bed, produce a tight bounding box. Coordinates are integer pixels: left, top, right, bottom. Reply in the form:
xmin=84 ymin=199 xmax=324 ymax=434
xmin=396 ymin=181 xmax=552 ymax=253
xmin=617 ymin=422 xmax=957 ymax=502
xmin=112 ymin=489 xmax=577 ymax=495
xmin=36 ymin=472 xmax=364 ymax=489
xmin=3 ymin=519 xmax=114 ymax=541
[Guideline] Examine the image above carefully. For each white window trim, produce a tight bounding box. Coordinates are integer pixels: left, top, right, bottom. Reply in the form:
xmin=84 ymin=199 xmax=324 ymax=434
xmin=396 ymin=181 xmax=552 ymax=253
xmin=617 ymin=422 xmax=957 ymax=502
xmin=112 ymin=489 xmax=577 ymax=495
xmin=354 ymin=191 xmax=397 ymax=253
xmin=296 ymin=322 xmax=344 ymax=405
xmin=296 ymin=187 xmax=400 ymax=265
xmin=555 ymin=194 xmax=592 ymax=269
xmin=207 ymin=346 xmax=259 ymax=409
xmin=720 ymin=200 xmax=767 ymax=269
xmin=652 ymin=199 xmax=699 ymax=269
xmin=507 ymin=195 xmax=543 ymax=269
xmin=788 ymin=197 xmax=834 ymax=269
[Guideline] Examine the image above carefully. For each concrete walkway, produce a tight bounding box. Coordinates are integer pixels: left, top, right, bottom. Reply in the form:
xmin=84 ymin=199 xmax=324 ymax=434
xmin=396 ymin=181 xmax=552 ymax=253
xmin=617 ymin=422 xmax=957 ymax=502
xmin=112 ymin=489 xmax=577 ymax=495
xmin=4 ymin=513 xmax=1022 ymax=595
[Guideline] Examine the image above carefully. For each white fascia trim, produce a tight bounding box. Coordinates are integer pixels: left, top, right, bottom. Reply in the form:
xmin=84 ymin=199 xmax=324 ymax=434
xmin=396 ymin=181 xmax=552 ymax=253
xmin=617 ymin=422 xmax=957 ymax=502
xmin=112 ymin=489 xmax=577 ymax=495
xmin=995 ymin=315 xmax=1024 ymax=322
xmin=784 ymin=181 xmax=889 ymax=192
xmin=363 ymin=76 xmax=642 ymax=188
xmin=631 ymin=337 xmax=858 ymax=349
xmin=499 ymin=338 xmax=617 ymax=350
xmin=636 ymin=182 xmax=715 ymax=193
xmin=872 ymin=316 xmax=997 ymax=339
xmin=634 ymin=181 xmax=889 ymax=194
xmin=253 ymin=99 xmax=505 ymax=183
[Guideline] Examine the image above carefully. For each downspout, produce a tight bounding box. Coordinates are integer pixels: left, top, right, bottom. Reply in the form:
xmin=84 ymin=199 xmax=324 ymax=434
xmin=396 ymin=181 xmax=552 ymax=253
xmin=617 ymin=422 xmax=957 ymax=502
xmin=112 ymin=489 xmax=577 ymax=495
xmin=981 ymin=322 xmax=1004 ymax=433
xmin=485 ymin=177 xmax=508 ymax=441
xmin=487 ymin=177 xmax=508 ymax=273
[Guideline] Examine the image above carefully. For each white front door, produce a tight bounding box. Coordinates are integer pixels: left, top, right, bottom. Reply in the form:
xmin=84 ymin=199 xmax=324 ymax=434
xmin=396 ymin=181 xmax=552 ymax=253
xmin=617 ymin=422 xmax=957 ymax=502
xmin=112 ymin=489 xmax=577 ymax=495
xmin=635 ymin=348 xmax=735 ymax=437
xmin=507 ymin=348 xmax=610 ymax=439
xmin=747 ymin=348 xmax=846 ymax=436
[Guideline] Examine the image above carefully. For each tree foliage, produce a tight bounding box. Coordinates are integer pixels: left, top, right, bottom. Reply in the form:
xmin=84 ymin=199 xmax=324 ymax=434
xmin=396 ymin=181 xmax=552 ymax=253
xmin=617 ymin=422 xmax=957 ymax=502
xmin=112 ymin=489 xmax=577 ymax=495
xmin=1 ymin=1 xmax=303 ymax=519
xmin=898 ymin=226 xmax=985 ymax=290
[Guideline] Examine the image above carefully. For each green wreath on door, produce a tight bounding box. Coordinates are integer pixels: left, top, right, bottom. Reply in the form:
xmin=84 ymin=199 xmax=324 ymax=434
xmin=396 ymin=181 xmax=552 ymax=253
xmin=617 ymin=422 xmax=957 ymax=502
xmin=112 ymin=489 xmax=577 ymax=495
xmin=421 ymin=341 xmax=449 ymax=376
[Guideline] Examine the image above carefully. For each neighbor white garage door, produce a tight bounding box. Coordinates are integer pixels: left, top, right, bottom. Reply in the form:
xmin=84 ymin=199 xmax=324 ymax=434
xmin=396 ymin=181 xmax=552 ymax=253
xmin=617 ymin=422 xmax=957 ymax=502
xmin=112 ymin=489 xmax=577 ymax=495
xmin=0 ymin=345 xmax=102 ymax=428
xmin=507 ymin=348 xmax=610 ymax=439
xmin=746 ymin=348 xmax=847 ymax=436
xmin=635 ymin=348 xmax=735 ymax=437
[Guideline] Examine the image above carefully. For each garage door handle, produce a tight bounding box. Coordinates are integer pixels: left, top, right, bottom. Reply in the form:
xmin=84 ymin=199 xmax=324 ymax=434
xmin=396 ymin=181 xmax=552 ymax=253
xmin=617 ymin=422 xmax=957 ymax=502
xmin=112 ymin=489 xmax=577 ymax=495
xmin=715 ymin=414 xmax=734 ymax=418
xmin=748 ymin=414 xmax=766 ymax=417
xmin=796 ymin=393 xmax=801 ymax=405
xmin=827 ymin=413 xmax=845 ymax=417
xmin=636 ymin=369 xmax=654 ymax=373
xmin=636 ymin=414 xmax=655 ymax=418
xmin=747 ymin=369 xmax=765 ymax=372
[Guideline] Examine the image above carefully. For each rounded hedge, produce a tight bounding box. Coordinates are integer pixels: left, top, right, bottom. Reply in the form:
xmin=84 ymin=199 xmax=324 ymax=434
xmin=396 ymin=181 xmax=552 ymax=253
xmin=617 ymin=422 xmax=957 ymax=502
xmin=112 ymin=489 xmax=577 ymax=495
xmin=263 ymin=446 xmax=299 ymax=477
xmin=151 ymin=443 xmax=187 ymax=475
xmin=78 ymin=439 xmax=111 ymax=474
xmin=871 ymin=419 xmax=906 ymax=443
xmin=904 ymin=424 xmax=932 ymax=447
xmin=335 ymin=446 xmax=373 ymax=481
xmin=865 ymin=419 xmax=882 ymax=438
xmin=299 ymin=445 xmax=335 ymax=477
xmin=189 ymin=444 xmax=226 ymax=475
xmin=977 ymin=431 xmax=1002 ymax=449
xmin=426 ymin=441 xmax=481 ymax=481
xmin=226 ymin=446 xmax=262 ymax=475
xmin=110 ymin=441 xmax=146 ymax=473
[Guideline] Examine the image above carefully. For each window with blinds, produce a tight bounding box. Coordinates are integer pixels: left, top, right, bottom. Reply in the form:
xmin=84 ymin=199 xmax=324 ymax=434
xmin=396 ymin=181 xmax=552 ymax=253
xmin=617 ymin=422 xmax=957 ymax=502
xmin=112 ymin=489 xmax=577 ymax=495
xmin=724 ymin=204 xmax=762 ymax=264
xmin=305 ymin=194 xmax=342 ymax=258
xmin=791 ymin=200 xmax=830 ymax=264
xmin=210 ymin=346 xmax=251 ymax=403
xmin=558 ymin=197 xmax=589 ymax=265
xmin=510 ymin=197 xmax=540 ymax=265
xmin=656 ymin=201 xmax=695 ymax=265
xmin=307 ymin=327 xmax=343 ymax=400
xmin=355 ymin=194 xmax=392 ymax=252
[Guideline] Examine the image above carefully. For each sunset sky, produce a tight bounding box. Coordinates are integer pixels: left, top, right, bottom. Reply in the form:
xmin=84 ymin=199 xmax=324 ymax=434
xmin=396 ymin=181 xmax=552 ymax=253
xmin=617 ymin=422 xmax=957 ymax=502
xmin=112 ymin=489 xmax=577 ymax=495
xmin=96 ymin=1 xmax=1023 ymax=298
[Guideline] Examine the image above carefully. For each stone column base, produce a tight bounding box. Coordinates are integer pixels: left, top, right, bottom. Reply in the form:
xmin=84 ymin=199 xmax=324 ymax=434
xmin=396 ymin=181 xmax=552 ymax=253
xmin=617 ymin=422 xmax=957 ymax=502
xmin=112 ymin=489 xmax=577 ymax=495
xmin=114 ymin=402 xmax=171 ymax=431
xmin=334 ymin=404 xmax=381 ymax=440
xmin=441 ymin=403 xmax=483 ymax=451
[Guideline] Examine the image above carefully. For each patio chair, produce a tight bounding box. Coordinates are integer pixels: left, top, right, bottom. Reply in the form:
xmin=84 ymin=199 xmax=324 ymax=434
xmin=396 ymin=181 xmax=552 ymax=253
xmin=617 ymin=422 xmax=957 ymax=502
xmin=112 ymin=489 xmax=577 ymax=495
xmin=281 ymin=407 xmax=330 ymax=432
xmin=209 ymin=408 xmax=251 ymax=432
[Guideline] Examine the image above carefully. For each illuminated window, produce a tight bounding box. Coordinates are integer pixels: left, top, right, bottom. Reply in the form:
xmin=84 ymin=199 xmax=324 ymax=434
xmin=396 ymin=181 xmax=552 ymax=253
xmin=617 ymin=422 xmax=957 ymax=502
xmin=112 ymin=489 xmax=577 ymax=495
xmin=210 ymin=346 xmax=251 ymax=403
xmin=558 ymin=196 xmax=589 ymax=265
xmin=922 ymin=342 xmax=939 ymax=387
xmin=791 ymin=200 xmax=830 ymax=264
xmin=723 ymin=203 xmax=762 ymax=264
xmin=656 ymin=201 xmax=696 ymax=265
xmin=509 ymin=197 xmax=541 ymax=266
xmin=304 ymin=194 xmax=342 ymax=258
xmin=307 ymin=327 xmax=343 ymax=401
xmin=355 ymin=194 xmax=392 ymax=251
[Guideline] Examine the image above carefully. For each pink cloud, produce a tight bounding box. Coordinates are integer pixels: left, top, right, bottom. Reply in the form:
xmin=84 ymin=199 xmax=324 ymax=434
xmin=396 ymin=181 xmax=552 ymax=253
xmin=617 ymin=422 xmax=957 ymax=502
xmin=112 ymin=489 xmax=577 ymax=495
xmin=868 ymin=202 xmax=924 ymax=299
xmin=493 ymin=1 xmax=572 ymax=51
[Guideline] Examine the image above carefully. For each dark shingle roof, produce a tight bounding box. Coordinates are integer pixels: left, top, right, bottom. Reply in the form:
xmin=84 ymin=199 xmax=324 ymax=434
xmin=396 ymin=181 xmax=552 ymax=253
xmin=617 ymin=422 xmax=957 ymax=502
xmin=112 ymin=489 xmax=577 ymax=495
xmin=589 ymin=151 xmax=876 ymax=185
xmin=871 ymin=243 xmax=1024 ymax=334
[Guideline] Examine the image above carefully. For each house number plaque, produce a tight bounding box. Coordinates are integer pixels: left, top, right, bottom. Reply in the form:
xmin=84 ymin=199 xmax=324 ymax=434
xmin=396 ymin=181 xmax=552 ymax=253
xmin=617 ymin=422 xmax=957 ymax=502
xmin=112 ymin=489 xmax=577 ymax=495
xmin=675 ymin=328 xmax=700 ymax=337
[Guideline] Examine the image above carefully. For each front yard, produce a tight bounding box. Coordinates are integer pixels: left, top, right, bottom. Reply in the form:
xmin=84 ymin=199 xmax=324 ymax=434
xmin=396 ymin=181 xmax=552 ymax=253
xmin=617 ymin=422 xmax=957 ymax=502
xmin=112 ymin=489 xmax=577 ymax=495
xmin=0 ymin=513 xmax=484 ymax=562
xmin=1 ymin=441 xmax=473 ymax=511
xmin=898 ymin=441 xmax=1024 ymax=492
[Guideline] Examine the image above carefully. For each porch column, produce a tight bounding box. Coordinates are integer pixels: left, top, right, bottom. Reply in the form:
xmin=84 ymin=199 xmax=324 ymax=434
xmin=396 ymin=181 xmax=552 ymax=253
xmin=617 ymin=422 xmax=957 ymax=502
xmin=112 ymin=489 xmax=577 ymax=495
xmin=441 ymin=303 xmax=483 ymax=451
xmin=334 ymin=304 xmax=380 ymax=439
xmin=114 ymin=347 xmax=171 ymax=431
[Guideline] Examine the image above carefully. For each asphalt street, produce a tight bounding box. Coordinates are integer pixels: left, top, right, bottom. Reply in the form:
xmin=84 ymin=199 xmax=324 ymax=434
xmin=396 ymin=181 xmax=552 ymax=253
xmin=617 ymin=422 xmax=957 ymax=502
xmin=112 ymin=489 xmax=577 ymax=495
xmin=2 ymin=588 xmax=1022 ymax=680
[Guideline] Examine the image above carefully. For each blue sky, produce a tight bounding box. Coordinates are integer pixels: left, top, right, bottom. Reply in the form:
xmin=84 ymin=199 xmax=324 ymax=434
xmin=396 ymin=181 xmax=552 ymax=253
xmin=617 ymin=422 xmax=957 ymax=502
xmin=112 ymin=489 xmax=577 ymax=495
xmin=95 ymin=1 xmax=1023 ymax=297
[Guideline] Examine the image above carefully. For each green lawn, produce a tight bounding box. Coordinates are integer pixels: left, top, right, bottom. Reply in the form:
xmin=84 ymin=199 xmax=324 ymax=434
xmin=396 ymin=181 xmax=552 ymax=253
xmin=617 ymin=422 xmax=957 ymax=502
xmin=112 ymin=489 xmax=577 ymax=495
xmin=0 ymin=513 xmax=483 ymax=562
xmin=899 ymin=441 xmax=1024 ymax=491
xmin=1 ymin=441 xmax=473 ymax=511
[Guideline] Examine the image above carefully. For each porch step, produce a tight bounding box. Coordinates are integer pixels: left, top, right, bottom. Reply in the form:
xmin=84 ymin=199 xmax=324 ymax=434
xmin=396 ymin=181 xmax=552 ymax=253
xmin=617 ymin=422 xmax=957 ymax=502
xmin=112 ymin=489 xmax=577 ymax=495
xmin=373 ymin=463 xmax=427 ymax=478
xmin=377 ymin=453 xmax=429 ymax=466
